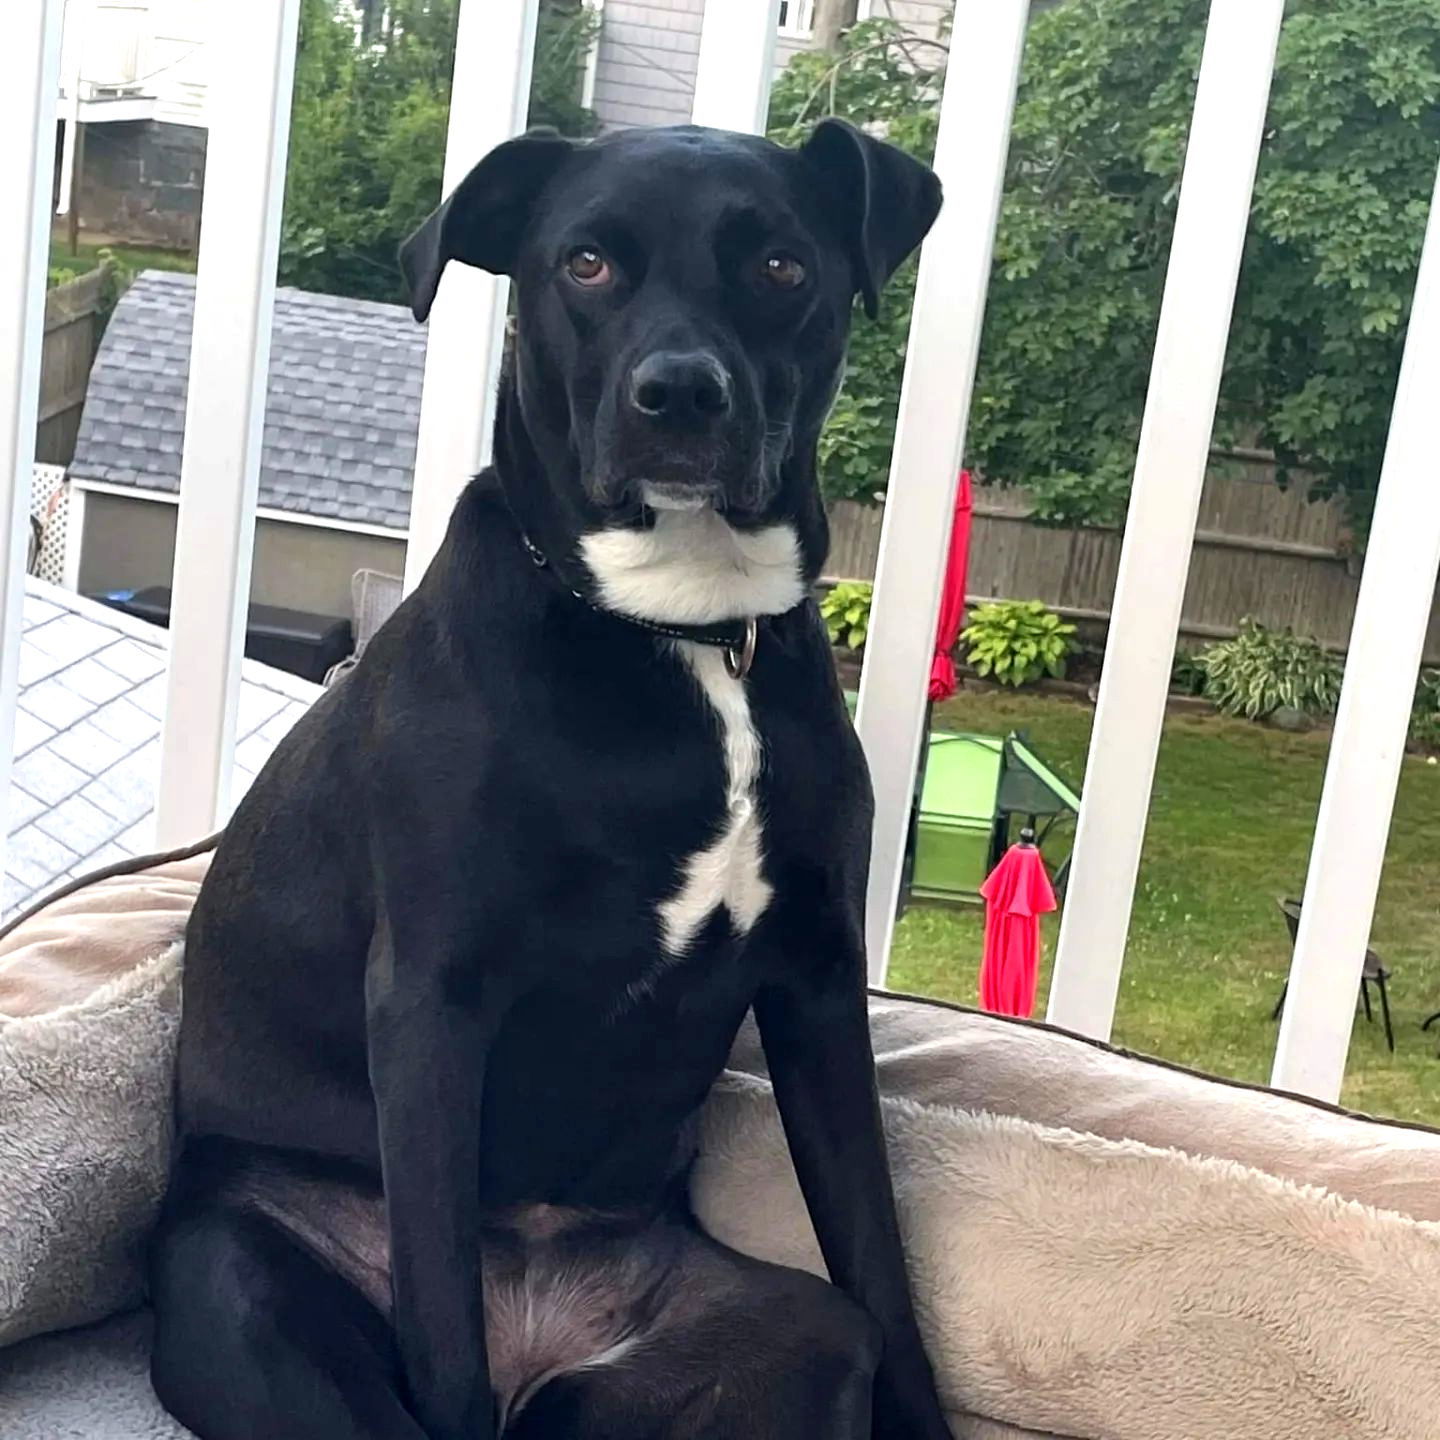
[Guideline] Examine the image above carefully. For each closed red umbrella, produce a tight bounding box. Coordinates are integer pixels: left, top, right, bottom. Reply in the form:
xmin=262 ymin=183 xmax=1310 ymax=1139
xmin=978 ymin=830 xmax=1056 ymax=1018
xmin=928 ymin=470 xmax=974 ymax=702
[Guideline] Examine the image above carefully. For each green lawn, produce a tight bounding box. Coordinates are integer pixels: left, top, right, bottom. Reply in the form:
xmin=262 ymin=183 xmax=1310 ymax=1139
xmin=48 ymin=238 xmax=196 ymax=288
xmin=888 ymin=688 xmax=1440 ymax=1126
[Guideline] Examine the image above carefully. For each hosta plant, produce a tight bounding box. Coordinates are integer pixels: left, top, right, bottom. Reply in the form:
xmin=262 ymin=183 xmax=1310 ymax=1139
xmin=821 ymin=582 xmax=873 ymax=652
xmin=962 ymin=600 xmax=1076 ymax=688
xmin=1197 ymin=620 xmax=1341 ymax=720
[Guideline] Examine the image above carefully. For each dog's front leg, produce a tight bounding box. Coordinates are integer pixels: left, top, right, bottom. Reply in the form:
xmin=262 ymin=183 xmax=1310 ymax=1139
xmin=754 ymin=909 xmax=953 ymax=1440
xmin=368 ymin=904 xmax=498 ymax=1440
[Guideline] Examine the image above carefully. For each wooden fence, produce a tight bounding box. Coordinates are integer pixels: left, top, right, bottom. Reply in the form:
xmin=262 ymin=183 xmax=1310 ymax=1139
xmin=37 ymin=267 xmax=106 ymax=466
xmin=827 ymin=453 xmax=1440 ymax=663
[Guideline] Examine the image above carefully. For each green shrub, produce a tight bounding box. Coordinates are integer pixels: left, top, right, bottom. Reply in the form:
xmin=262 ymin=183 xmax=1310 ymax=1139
xmin=1197 ymin=620 xmax=1341 ymax=720
xmin=821 ymin=582 xmax=873 ymax=652
xmin=962 ymin=600 xmax=1076 ymax=688
xmin=280 ymin=0 xmax=597 ymax=305
xmin=1171 ymin=650 xmax=1208 ymax=697
xmin=1412 ymin=668 xmax=1440 ymax=751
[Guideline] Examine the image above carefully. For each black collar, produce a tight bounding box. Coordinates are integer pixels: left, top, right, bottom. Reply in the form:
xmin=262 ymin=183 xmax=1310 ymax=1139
xmin=519 ymin=530 xmax=760 ymax=679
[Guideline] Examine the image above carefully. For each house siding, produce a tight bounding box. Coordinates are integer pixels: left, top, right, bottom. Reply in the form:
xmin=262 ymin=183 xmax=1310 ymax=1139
xmin=62 ymin=0 xmax=211 ymax=128
xmin=862 ymin=0 xmax=951 ymax=45
xmin=591 ymin=0 xmax=708 ymax=130
xmin=589 ymin=0 xmax=955 ymax=132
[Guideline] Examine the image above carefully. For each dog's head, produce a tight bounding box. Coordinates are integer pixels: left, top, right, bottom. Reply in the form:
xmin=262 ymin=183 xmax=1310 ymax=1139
xmin=401 ymin=122 xmax=940 ymax=618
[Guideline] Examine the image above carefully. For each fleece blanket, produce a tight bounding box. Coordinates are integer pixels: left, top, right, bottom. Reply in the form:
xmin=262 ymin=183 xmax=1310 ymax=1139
xmin=0 ymin=852 xmax=204 ymax=1349
xmin=698 ymin=1070 xmax=1440 ymax=1440
xmin=4 ymin=1065 xmax=1440 ymax=1440
xmin=0 ymin=1309 xmax=1044 ymax=1440
xmin=5 ymin=851 xmax=1440 ymax=1439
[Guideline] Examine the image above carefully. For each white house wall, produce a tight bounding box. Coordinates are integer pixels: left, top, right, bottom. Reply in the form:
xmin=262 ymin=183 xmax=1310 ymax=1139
xmin=860 ymin=0 xmax=951 ymax=44
xmin=591 ymin=0 xmax=707 ymax=129
xmin=61 ymin=0 xmax=210 ymax=129
xmin=589 ymin=0 xmax=955 ymax=131
xmin=60 ymin=0 xmax=955 ymax=138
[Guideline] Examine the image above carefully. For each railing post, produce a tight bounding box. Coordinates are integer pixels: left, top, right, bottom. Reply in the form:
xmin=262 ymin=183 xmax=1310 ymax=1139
xmin=402 ymin=0 xmax=540 ymax=594
xmin=57 ymin=5 xmax=84 ymax=218
xmin=1046 ymin=0 xmax=1285 ymax=1039
xmin=0 ymin=0 xmax=64 ymax=865
xmin=1271 ymin=162 xmax=1440 ymax=1103
xmin=691 ymin=0 xmax=781 ymax=134
xmin=581 ymin=0 xmax=605 ymax=112
xmin=855 ymin=1 xmax=1029 ymax=984
xmin=153 ymin=0 xmax=301 ymax=847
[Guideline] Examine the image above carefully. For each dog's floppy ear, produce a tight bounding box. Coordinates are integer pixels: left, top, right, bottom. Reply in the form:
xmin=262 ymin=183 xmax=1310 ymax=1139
xmin=800 ymin=118 xmax=942 ymax=320
xmin=399 ymin=129 xmax=577 ymax=323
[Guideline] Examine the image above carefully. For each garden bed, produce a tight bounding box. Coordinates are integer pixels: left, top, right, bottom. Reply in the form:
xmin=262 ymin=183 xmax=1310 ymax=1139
xmin=834 ymin=648 xmax=1251 ymax=721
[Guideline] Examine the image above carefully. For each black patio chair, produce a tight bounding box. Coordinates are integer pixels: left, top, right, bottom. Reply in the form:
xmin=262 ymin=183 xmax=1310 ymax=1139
xmin=1422 ymin=1009 xmax=1440 ymax=1058
xmin=1270 ymin=897 xmax=1394 ymax=1054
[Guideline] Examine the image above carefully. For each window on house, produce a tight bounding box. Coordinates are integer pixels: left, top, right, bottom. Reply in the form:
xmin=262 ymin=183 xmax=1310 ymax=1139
xmin=778 ymin=0 xmax=817 ymax=37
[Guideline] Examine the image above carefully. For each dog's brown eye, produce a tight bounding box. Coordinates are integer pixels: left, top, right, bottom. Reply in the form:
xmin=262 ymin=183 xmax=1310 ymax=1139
xmin=566 ymin=248 xmax=612 ymax=286
xmin=761 ymin=253 xmax=806 ymax=289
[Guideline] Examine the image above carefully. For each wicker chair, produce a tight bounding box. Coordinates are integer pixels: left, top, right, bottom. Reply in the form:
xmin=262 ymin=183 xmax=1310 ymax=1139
xmin=323 ymin=568 xmax=404 ymax=687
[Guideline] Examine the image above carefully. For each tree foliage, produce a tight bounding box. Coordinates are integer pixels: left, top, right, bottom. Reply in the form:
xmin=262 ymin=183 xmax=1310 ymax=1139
xmin=770 ymin=1 xmax=1440 ymax=526
xmin=769 ymin=20 xmax=943 ymax=505
xmin=280 ymin=0 xmax=598 ymax=303
xmin=771 ymin=19 xmax=938 ymax=506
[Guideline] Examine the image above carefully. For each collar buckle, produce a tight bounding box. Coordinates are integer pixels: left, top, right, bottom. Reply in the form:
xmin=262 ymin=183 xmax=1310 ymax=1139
xmin=724 ymin=618 xmax=758 ymax=680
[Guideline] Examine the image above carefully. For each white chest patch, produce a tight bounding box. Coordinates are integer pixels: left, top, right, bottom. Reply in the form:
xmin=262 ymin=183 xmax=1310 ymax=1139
xmin=657 ymin=642 xmax=773 ymax=958
xmin=579 ymin=506 xmax=798 ymax=973
xmin=579 ymin=509 xmax=805 ymax=626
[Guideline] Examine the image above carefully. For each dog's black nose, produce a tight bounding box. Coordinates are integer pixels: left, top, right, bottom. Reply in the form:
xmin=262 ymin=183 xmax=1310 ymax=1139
xmin=628 ymin=351 xmax=732 ymax=426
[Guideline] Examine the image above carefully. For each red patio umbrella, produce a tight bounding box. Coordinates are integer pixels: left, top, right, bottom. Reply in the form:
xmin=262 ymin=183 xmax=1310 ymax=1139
xmin=978 ymin=830 xmax=1056 ymax=1019
xmin=928 ymin=470 xmax=974 ymax=702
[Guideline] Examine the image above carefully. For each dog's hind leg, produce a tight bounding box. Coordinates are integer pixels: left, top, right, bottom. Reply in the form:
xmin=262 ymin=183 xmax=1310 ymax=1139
xmin=504 ymin=1242 xmax=879 ymax=1440
xmin=150 ymin=1202 xmax=429 ymax=1440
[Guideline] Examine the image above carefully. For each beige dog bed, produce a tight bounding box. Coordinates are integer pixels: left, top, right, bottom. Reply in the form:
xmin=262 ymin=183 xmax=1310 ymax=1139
xmin=3 ymin=847 xmax=1440 ymax=1440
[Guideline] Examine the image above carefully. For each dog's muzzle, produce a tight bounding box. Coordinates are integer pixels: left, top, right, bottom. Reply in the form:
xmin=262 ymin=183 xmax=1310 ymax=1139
xmin=628 ymin=350 xmax=732 ymax=431
xmin=590 ymin=345 xmax=769 ymax=516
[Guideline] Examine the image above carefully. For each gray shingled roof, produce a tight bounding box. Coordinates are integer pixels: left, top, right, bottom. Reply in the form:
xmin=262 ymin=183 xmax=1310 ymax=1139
xmin=4 ymin=577 xmax=320 ymax=920
xmin=70 ymin=270 xmax=425 ymax=531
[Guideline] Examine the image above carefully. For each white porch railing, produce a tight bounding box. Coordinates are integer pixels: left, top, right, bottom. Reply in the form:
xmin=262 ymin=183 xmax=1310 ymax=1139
xmin=0 ymin=0 xmax=64 ymax=885
xmin=692 ymin=0 xmax=781 ymax=134
xmin=1047 ymin=0 xmax=1287 ymax=1038
xmin=152 ymin=0 xmax=301 ymax=847
xmin=5 ymin=0 xmax=1440 ymax=1105
xmin=402 ymin=0 xmax=540 ymax=593
xmin=855 ymin=0 xmax=1029 ymax=981
xmin=1270 ymin=164 xmax=1440 ymax=1099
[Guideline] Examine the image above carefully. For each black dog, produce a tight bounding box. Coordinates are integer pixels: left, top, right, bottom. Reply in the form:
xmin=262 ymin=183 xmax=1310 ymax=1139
xmin=149 ymin=120 xmax=947 ymax=1440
